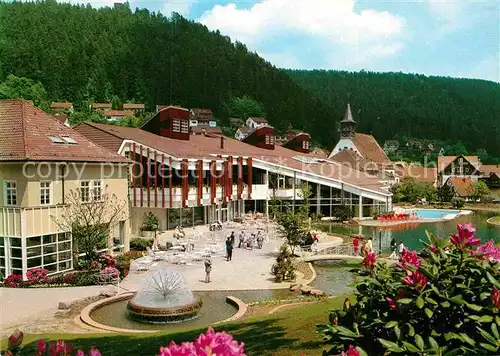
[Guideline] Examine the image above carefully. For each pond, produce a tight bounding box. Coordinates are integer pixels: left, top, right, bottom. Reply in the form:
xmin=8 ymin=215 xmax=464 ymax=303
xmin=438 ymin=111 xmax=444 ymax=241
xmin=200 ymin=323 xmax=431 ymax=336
xmin=316 ymin=210 xmax=500 ymax=252
xmin=309 ymin=261 xmax=355 ymax=296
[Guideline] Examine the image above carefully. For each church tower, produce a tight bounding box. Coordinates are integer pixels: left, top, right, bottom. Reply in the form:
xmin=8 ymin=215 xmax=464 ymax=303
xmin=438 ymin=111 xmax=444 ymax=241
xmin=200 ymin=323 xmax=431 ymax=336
xmin=340 ymin=103 xmax=356 ymax=138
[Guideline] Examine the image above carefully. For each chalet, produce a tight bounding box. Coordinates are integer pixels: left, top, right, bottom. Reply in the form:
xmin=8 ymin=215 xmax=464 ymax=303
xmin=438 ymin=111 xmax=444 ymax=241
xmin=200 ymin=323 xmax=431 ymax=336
xmin=75 ymin=111 xmax=392 ymax=233
xmin=190 ymin=108 xmax=217 ymax=127
xmin=123 ymin=103 xmax=145 ymax=112
xmin=281 ymin=132 xmax=311 ymax=153
xmin=437 ymin=155 xmax=480 ymax=187
xmin=103 ymin=110 xmax=134 ymax=122
xmin=328 ymin=104 xmax=397 ymax=183
xmin=444 ymin=177 xmax=475 ymax=201
xmin=246 ymin=117 xmax=268 ymax=129
xmin=50 ymin=102 xmax=73 ymax=113
xmin=0 ymin=100 xmax=130 ymax=280
xmin=235 ymin=126 xmax=252 ymax=141
xmin=90 ymin=103 xmax=112 ymax=111
xmin=480 ymin=165 xmax=500 ymax=188
xmin=191 ymin=126 xmax=222 ymax=136
xmin=383 ymin=140 xmax=400 ymax=154
xmin=53 ymin=113 xmax=70 ymax=128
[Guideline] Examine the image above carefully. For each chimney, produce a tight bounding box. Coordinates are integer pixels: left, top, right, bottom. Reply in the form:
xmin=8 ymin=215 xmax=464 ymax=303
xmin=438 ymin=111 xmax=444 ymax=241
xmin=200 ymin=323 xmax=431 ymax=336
xmin=220 ymin=136 xmax=224 ymax=149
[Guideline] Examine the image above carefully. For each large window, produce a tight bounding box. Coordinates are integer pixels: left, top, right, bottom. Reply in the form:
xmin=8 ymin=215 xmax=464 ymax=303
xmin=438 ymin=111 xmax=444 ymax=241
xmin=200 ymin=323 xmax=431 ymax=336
xmin=26 ymin=232 xmax=72 ymax=274
xmin=4 ymin=181 xmax=17 ymax=206
xmin=80 ymin=181 xmax=90 ymax=202
xmin=80 ymin=181 xmax=102 ymax=202
xmin=40 ymin=181 xmax=51 ymax=205
xmin=92 ymin=181 xmax=102 ymax=201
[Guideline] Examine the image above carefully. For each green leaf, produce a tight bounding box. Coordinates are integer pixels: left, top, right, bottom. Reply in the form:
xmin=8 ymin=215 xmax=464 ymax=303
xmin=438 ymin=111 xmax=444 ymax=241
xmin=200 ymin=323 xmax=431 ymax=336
xmin=402 ymin=341 xmax=420 ymax=353
xmin=394 ymin=325 xmax=401 ymax=340
xmin=336 ymin=326 xmax=358 ymax=338
xmin=425 ymin=297 xmax=438 ymax=305
xmin=487 ymin=271 xmax=500 ymax=288
xmin=416 ymin=296 xmax=424 ymax=309
xmin=385 ymin=320 xmax=398 ymax=328
xmin=378 ymin=338 xmax=404 ymax=353
xmin=397 ymin=298 xmax=412 ymax=304
xmin=429 ymin=336 xmax=440 ymax=351
xmin=466 ymin=303 xmax=482 ymax=312
xmin=405 ymin=323 xmax=415 ymax=337
xmin=477 ymin=315 xmax=493 ymax=323
xmin=480 ymin=292 xmax=490 ymax=300
xmin=444 ymin=332 xmax=463 ymax=342
xmin=478 ymin=327 xmax=496 ymax=344
xmin=415 ymin=334 xmax=424 ymax=350
xmin=424 ymin=307 xmax=434 ymax=318
xmin=440 ymin=301 xmax=451 ymax=308
xmin=468 ymin=315 xmax=480 ymax=321
xmin=356 ymin=347 xmax=368 ymax=356
xmin=450 ymin=295 xmax=466 ymax=305
xmin=460 ymin=333 xmax=476 ymax=346
xmin=491 ymin=323 xmax=499 ymax=339
xmin=479 ymin=343 xmax=498 ymax=352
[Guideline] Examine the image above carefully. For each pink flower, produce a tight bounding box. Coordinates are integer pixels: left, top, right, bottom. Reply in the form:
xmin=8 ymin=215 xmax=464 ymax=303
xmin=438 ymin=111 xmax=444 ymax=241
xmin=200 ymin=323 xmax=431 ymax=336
xmin=49 ymin=339 xmax=72 ymax=355
xmin=385 ymin=297 xmax=397 ymax=310
xmin=476 ymin=240 xmax=500 ymax=262
xmin=402 ymin=270 xmax=427 ymax=291
xmin=430 ymin=244 xmax=437 ymax=252
xmin=89 ymin=346 xmax=102 ymax=356
xmin=8 ymin=330 xmax=23 ymax=350
xmin=450 ymin=223 xmax=480 ymax=248
xmin=36 ymin=340 xmax=47 ymax=356
xmin=341 ymin=345 xmax=360 ymax=356
xmin=363 ymin=250 xmax=376 ymax=269
xmin=76 ymin=350 xmax=85 ymax=356
xmin=397 ymin=248 xmax=421 ymax=269
xmin=493 ymin=287 xmax=500 ymax=310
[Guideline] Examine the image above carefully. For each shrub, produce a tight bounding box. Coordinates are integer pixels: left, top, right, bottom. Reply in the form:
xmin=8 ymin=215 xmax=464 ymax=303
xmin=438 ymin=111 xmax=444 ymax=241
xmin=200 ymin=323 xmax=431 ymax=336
xmin=271 ymin=244 xmax=296 ymax=282
xmin=98 ymin=253 xmax=117 ymax=267
xmin=331 ymin=205 xmax=353 ymax=221
xmin=141 ymin=211 xmax=159 ymax=231
xmin=99 ymin=266 xmax=119 ymax=282
xmin=317 ymin=224 xmax=500 ymax=355
xmin=451 ymin=196 xmax=465 ymax=208
xmin=26 ymin=267 xmax=49 ymax=284
xmin=130 ymin=237 xmax=154 ymax=251
xmin=4 ymin=274 xmax=23 ymax=287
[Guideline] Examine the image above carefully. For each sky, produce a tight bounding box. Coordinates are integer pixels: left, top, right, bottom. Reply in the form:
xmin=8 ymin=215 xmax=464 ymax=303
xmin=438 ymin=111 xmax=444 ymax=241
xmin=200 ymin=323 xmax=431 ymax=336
xmin=62 ymin=0 xmax=499 ymax=82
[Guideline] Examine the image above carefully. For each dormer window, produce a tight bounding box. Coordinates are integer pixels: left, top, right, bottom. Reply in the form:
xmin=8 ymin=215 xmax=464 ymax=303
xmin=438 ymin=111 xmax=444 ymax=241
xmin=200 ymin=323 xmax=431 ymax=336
xmin=302 ymin=141 xmax=310 ymax=150
xmin=181 ymin=120 xmax=189 ymax=133
xmin=265 ymin=135 xmax=274 ymax=145
xmin=173 ymin=118 xmax=180 ymax=132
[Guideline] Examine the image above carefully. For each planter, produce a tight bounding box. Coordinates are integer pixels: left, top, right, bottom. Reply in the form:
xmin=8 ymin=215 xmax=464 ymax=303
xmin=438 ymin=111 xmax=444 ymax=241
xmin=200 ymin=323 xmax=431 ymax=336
xmin=140 ymin=230 xmax=155 ymax=238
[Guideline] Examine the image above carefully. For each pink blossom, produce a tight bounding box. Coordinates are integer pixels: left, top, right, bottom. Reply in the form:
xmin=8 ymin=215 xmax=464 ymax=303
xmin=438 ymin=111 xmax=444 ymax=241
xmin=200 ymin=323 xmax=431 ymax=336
xmin=36 ymin=339 xmax=47 ymax=356
xmin=8 ymin=330 xmax=23 ymax=350
xmin=363 ymin=250 xmax=376 ymax=269
xmin=476 ymin=240 xmax=500 ymax=262
xmin=385 ymin=297 xmax=397 ymax=310
xmin=76 ymin=350 xmax=85 ymax=356
xmin=493 ymin=286 xmax=500 ymax=310
xmin=397 ymin=248 xmax=421 ymax=269
xmin=450 ymin=223 xmax=480 ymax=248
xmin=341 ymin=345 xmax=360 ymax=356
xmin=402 ymin=270 xmax=427 ymax=291
xmin=49 ymin=339 xmax=72 ymax=355
xmin=89 ymin=347 xmax=102 ymax=356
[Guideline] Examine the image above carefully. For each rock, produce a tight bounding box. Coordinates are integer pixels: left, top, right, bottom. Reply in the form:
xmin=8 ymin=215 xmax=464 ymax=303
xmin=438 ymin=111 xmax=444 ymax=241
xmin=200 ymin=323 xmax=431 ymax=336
xmin=99 ymin=286 xmax=117 ymax=297
xmin=58 ymin=301 xmax=71 ymax=310
xmin=290 ymin=283 xmax=302 ymax=292
xmin=54 ymin=309 xmax=71 ymax=317
xmin=310 ymin=289 xmax=325 ymax=296
xmin=300 ymin=286 xmax=312 ymax=295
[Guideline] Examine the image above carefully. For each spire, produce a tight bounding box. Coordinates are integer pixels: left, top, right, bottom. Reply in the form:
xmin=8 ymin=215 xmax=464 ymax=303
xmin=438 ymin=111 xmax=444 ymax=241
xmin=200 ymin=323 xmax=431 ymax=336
xmin=341 ymin=103 xmax=356 ymax=123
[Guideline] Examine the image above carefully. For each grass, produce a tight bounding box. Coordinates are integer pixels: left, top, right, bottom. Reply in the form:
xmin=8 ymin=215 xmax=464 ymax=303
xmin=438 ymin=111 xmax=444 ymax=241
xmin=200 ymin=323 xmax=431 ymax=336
xmin=2 ymin=296 xmax=347 ymax=356
xmin=489 ymin=216 xmax=500 ymax=224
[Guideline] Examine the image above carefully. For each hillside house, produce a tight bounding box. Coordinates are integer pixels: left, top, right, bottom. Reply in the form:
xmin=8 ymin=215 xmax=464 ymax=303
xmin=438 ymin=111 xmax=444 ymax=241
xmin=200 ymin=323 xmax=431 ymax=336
xmin=103 ymin=110 xmax=134 ymax=122
xmin=383 ymin=140 xmax=400 ymax=153
xmin=444 ymin=177 xmax=475 ymax=201
xmin=50 ymin=102 xmax=73 ymax=113
xmin=246 ymin=117 xmax=268 ymax=129
xmin=437 ymin=155 xmax=480 ymax=187
xmin=123 ymin=103 xmax=145 ymax=113
xmin=235 ymin=126 xmax=252 ymax=141
xmin=90 ymin=103 xmax=112 ymax=111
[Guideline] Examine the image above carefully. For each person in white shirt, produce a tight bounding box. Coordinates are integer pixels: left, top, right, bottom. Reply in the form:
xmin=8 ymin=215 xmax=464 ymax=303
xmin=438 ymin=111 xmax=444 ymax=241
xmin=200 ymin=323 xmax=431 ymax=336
xmin=397 ymin=241 xmax=405 ymax=260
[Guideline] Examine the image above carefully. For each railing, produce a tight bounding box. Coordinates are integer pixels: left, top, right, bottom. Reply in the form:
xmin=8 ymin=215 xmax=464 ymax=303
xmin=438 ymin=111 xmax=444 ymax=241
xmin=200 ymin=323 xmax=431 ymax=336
xmin=317 ymin=243 xmax=356 ymax=256
xmin=0 ymin=205 xmax=67 ymax=237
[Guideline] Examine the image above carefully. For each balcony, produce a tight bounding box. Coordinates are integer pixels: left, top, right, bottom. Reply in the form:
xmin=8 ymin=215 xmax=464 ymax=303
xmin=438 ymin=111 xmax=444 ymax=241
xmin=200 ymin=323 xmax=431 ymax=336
xmin=272 ymin=188 xmax=304 ymax=200
xmin=0 ymin=205 xmax=67 ymax=238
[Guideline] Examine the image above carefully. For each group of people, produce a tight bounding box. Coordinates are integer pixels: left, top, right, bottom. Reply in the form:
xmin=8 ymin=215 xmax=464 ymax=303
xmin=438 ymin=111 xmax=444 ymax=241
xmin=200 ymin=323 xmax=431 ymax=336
xmin=224 ymin=230 xmax=265 ymax=262
xmin=389 ymin=238 xmax=406 ymax=260
xmin=352 ymin=235 xmax=407 ymax=260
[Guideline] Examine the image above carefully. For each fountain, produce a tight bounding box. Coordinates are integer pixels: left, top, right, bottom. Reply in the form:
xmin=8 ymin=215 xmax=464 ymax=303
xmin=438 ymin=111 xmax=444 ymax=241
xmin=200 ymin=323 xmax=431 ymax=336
xmin=127 ymin=268 xmax=202 ymax=323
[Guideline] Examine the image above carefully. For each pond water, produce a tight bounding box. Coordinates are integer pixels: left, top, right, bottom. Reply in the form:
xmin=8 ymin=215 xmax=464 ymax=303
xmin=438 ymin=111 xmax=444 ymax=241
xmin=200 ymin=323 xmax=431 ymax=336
xmin=316 ymin=210 xmax=499 ymax=252
xmin=309 ymin=261 xmax=355 ymax=296
xmin=90 ymin=289 xmax=293 ymax=331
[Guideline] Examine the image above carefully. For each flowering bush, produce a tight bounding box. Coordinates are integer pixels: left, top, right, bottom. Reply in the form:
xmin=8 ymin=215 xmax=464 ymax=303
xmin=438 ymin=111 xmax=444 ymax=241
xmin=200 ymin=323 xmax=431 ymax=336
xmin=99 ymin=266 xmax=119 ymax=282
xmin=26 ymin=268 xmax=49 ymax=284
xmin=98 ymin=253 xmax=117 ymax=268
xmin=157 ymin=328 xmax=245 ymax=356
xmin=4 ymin=274 xmax=23 ymax=287
xmin=317 ymin=224 xmax=500 ymax=355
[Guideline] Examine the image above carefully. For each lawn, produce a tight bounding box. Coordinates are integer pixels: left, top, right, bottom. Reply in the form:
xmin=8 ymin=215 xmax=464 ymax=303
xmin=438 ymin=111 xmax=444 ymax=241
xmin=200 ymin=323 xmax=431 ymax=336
xmin=2 ymin=296 xmax=346 ymax=356
xmin=489 ymin=216 xmax=500 ymax=225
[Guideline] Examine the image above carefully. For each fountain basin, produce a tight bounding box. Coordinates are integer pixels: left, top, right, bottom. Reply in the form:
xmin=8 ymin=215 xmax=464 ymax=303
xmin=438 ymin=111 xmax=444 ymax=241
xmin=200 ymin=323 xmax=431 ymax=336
xmin=127 ymin=296 xmax=202 ymax=323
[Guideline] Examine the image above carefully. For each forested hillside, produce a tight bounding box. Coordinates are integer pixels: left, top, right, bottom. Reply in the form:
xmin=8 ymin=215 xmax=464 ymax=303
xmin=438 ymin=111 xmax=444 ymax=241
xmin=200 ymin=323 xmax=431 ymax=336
xmin=0 ymin=1 xmax=335 ymax=145
xmin=286 ymin=70 xmax=500 ymax=156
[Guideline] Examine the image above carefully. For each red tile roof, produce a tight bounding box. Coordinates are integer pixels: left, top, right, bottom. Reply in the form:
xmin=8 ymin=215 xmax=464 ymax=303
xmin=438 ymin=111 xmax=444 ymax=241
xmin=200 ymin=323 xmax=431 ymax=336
xmin=91 ymin=103 xmax=112 ymax=109
xmin=0 ymin=100 xmax=128 ymax=163
xmin=447 ymin=177 xmax=474 ymax=197
xmin=123 ymin=103 xmax=145 ymax=110
xmin=403 ymin=165 xmax=437 ymax=184
xmin=50 ymin=102 xmax=72 ymax=109
xmin=480 ymin=165 xmax=500 ymax=176
xmin=438 ymin=155 xmax=480 ymax=172
xmin=103 ymin=110 xmax=134 ymax=117
xmin=248 ymin=117 xmax=267 ymax=123
xmin=236 ymin=126 xmax=253 ymax=134
xmin=352 ymin=133 xmax=391 ymax=164
xmin=330 ymin=149 xmax=367 ymax=171
xmin=190 ymin=126 xmax=222 ymax=135
xmin=53 ymin=113 xmax=68 ymax=125
xmin=76 ymin=122 xmax=390 ymax=195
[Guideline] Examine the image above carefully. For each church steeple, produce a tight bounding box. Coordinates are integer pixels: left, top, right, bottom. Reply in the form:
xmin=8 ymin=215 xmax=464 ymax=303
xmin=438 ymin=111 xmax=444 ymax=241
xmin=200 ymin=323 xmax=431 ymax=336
xmin=340 ymin=103 xmax=356 ymax=138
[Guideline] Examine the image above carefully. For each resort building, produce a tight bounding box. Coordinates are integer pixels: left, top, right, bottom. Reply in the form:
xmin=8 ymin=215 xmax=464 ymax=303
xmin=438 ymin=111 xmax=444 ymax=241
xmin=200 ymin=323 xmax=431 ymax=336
xmin=479 ymin=165 xmax=500 ymax=189
xmin=437 ymin=155 xmax=480 ymax=187
xmin=123 ymin=103 xmax=145 ymax=113
xmin=74 ymin=106 xmax=392 ymax=235
xmin=444 ymin=177 xmax=475 ymax=201
xmin=90 ymin=103 xmax=112 ymax=111
xmin=50 ymin=102 xmax=73 ymax=113
xmin=103 ymin=110 xmax=134 ymax=122
xmin=0 ymin=100 xmax=130 ymax=279
xmin=246 ymin=117 xmax=268 ymax=129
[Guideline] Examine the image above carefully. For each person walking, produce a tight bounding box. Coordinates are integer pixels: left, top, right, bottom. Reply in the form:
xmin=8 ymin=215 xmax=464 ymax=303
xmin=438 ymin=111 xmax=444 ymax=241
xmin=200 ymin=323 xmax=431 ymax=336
xmin=353 ymin=236 xmax=360 ymax=255
xmin=204 ymin=258 xmax=212 ymax=283
xmin=364 ymin=237 xmax=373 ymax=253
xmin=313 ymin=233 xmax=319 ymax=252
xmin=389 ymin=238 xmax=397 ymax=259
xmin=226 ymin=237 xmax=234 ymax=261
xmin=397 ymin=241 xmax=405 ymax=260
xmin=229 ymin=231 xmax=235 ymax=245
xmin=257 ymin=233 xmax=264 ymax=249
